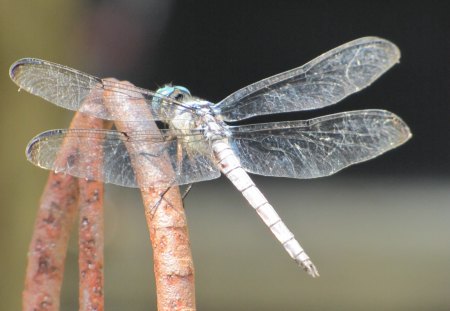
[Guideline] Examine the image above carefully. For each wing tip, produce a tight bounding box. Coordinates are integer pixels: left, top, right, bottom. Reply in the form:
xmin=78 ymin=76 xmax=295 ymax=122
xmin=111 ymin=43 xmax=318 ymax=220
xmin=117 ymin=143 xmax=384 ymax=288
xmin=390 ymin=112 xmax=413 ymax=145
xmin=370 ymin=109 xmax=412 ymax=146
xmin=25 ymin=133 xmax=40 ymax=164
xmin=363 ymin=109 xmax=412 ymax=145
xmin=25 ymin=129 xmax=62 ymax=163
xmin=9 ymin=58 xmax=44 ymax=80
xmin=357 ymin=36 xmax=401 ymax=64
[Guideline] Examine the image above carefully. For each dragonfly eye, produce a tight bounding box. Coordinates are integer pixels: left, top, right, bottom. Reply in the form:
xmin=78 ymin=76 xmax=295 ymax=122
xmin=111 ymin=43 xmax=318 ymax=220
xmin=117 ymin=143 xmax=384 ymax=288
xmin=173 ymin=86 xmax=191 ymax=101
xmin=173 ymin=85 xmax=191 ymax=96
xmin=154 ymin=85 xmax=191 ymax=110
xmin=174 ymin=94 xmax=183 ymax=102
xmin=156 ymin=85 xmax=191 ymax=99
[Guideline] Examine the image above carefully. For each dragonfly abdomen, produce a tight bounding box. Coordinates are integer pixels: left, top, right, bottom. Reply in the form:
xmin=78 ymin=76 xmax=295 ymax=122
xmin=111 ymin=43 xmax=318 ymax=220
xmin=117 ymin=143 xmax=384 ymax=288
xmin=213 ymin=140 xmax=319 ymax=277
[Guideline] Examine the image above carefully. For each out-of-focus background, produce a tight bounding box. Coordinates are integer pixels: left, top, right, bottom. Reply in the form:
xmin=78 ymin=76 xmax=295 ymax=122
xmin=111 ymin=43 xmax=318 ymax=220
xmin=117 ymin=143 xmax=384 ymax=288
xmin=1 ymin=1 xmax=449 ymax=310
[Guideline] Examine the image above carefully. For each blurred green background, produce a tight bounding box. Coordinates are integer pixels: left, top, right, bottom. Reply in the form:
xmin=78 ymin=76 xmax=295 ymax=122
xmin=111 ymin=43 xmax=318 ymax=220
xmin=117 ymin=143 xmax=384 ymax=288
xmin=1 ymin=0 xmax=449 ymax=310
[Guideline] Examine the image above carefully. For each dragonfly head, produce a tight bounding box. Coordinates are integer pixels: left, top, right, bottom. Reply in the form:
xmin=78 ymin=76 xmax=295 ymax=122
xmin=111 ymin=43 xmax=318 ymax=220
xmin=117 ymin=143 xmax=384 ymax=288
xmin=156 ymin=85 xmax=191 ymax=100
xmin=153 ymin=85 xmax=192 ymax=115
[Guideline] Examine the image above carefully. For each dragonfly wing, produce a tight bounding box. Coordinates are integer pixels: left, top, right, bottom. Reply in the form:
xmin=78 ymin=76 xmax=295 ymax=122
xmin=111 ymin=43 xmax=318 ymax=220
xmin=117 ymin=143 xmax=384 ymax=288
xmin=229 ymin=110 xmax=411 ymax=178
xmin=216 ymin=37 xmax=400 ymax=121
xmin=9 ymin=58 xmax=187 ymax=122
xmin=26 ymin=129 xmax=220 ymax=187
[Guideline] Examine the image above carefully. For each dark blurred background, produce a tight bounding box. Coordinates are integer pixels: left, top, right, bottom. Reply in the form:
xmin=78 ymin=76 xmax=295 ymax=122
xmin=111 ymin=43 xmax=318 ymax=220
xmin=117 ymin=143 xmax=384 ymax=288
xmin=1 ymin=0 xmax=449 ymax=310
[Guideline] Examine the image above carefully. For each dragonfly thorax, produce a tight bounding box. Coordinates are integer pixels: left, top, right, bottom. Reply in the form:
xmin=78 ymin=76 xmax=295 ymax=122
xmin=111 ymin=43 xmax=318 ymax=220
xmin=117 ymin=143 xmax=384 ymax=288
xmin=173 ymin=98 xmax=230 ymax=141
xmin=156 ymin=85 xmax=229 ymax=141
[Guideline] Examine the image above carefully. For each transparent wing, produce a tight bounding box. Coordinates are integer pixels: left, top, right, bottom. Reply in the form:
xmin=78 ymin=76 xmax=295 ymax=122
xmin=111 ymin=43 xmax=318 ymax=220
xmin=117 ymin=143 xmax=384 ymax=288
xmin=216 ymin=37 xmax=400 ymax=121
xmin=10 ymin=58 xmax=195 ymax=122
xmin=229 ymin=110 xmax=411 ymax=178
xmin=26 ymin=129 xmax=220 ymax=187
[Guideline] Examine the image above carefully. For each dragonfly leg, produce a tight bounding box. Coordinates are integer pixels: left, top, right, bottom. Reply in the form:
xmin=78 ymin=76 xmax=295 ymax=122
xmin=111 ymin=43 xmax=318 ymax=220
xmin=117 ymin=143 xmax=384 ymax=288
xmin=149 ymin=139 xmax=186 ymax=215
xmin=151 ymin=183 xmax=191 ymax=216
xmin=181 ymin=184 xmax=193 ymax=200
xmin=149 ymin=184 xmax=174 ymax=217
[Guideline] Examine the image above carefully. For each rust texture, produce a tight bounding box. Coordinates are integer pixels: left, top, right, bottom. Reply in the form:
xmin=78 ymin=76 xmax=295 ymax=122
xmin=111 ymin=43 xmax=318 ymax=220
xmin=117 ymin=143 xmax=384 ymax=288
xmin=104 ymin=79 xmax=196 ymax=311
xmin=23 ymin=112 xmax=106 ymax=311
xmin=23 ymin=107 xmax=111 ymax=311
xmin=141 ymin=188 xmax=195 ymax=311
xmin=77 ymin=116 xmax=112 ymax=311
xmin=22 ymin=171 xmax=79 ymax=311
xmin=78 ymin=179 xmax=105 ymax=311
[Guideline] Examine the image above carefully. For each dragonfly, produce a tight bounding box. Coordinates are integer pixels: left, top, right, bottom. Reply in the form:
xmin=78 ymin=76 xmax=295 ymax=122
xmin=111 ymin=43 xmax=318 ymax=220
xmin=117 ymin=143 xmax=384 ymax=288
xmin=10 ymin=37 xmax=411 ymax=278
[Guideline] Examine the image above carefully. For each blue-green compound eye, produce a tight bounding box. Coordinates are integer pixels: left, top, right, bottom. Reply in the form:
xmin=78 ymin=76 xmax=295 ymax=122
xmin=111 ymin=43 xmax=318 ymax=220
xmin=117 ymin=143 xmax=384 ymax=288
xmin=156 ymin=85 xmax=191 ymax=98
xmin=153 ymin=85 xmax=191 ymax=110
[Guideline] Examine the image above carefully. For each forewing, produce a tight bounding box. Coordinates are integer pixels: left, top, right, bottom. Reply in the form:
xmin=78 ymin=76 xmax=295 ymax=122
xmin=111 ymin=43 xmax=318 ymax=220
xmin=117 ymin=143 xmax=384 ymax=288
xmin=9 ymin=58 xmax=188 ymax=122
xmin=26 ymin=129 xmax=220 ymax=187
xmin=216 ymin=37 xmax=400 ymax=121
xmin=229 ymin=110 xmax=411 ymax=178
